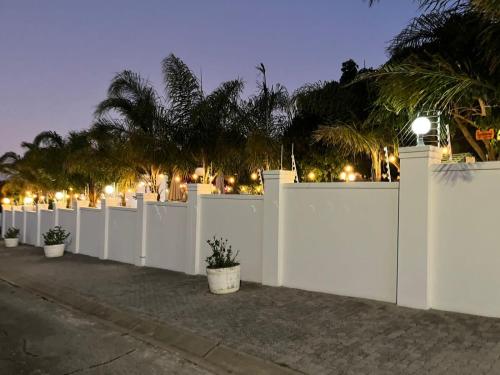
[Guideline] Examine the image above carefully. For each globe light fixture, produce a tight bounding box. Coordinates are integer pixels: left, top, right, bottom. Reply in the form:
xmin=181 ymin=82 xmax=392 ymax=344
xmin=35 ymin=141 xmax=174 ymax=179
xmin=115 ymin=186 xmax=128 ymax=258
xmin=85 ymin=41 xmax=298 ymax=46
xmin=344 ymin=165 xmax=353 ymax=173
xmin=348 ymin=173 xmax=356 ymax=182
xmin=174 ymin=175 xmax=181 ymax=183
xmin=411 ymin=116 xmax=431 ymax=146
xmin=23 ymin=196 xmax=34 ymax=205
xmin=104 ymin=185 xmax=114 ymax=195
xmin=2 ymin=197 xmax=10 ymax=205
xmin=307 ymin=171 xmax=316 ymax=181
xmin=250 ymin=172 xmax=258 ymax=181
xmin=228 ymin=176 xmax=235 ymax=184
xmin=55 ymin=191 xmax=64 ymax=201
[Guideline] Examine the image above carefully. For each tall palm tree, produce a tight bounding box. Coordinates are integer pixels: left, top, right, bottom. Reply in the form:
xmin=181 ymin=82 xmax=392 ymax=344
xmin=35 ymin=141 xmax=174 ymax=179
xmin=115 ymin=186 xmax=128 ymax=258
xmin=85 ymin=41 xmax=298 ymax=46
xmin=242 ymin=63 xmax=292 ymax=170
xmin=162 ymin=54 xmax=245 ymax=177
xmin=94 ymin=70 xmax=174 ymax=192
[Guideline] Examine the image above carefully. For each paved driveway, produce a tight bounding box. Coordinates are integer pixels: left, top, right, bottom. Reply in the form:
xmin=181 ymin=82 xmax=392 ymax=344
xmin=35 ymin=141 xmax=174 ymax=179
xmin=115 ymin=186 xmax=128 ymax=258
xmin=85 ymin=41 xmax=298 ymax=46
xmin=2 ymin=244 xmax=500 ymax=374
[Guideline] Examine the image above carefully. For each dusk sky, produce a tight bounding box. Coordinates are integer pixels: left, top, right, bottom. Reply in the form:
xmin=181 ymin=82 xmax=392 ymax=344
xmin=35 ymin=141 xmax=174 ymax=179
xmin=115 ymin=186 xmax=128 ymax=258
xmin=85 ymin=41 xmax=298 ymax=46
xmin=0 ymin=0 xmax=420 ymax=155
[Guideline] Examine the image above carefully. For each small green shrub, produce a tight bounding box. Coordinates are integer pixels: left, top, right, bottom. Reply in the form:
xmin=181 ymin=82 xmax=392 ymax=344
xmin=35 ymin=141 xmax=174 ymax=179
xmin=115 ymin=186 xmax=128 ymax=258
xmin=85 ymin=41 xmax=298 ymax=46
xmin=205 ymin=237 xmax=239 ymax=269
xmin=43 ymin=226 xmax=70 ymax=246
xmin=5 ymin=227 xmax=20 ymax=239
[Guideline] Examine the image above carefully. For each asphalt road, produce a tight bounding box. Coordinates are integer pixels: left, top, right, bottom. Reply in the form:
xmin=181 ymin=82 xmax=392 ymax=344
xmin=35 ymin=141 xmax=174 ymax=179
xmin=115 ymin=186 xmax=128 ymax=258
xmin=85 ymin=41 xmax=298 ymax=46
xmin=0 ymin=280 xmax=214 ymax=375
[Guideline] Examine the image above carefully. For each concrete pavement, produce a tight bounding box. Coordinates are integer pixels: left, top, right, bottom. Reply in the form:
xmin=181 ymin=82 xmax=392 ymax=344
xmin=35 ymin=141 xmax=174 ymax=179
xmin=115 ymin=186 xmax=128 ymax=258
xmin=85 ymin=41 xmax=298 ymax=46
xmin=0 ymin=279 xmax=214 ymax=374
xmin=3 ymin=243 xmax=500 ymax=374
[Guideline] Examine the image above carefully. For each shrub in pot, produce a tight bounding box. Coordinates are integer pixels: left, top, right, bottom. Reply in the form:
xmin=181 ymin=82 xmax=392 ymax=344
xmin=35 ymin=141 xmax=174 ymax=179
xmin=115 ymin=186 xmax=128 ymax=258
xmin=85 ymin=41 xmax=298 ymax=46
xmin=4 ymin=227 xmax=20 ymax=247
xmin=42 ymin=226 xmax=70 ymax=258
xmin=205 ymin=237 xmax=240 ymax=294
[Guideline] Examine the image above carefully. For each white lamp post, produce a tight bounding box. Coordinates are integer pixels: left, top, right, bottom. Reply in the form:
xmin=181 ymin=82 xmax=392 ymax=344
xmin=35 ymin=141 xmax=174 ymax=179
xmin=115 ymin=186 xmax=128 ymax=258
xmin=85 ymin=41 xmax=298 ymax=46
xmin=411 ymin=116 xmax=432 ymax=146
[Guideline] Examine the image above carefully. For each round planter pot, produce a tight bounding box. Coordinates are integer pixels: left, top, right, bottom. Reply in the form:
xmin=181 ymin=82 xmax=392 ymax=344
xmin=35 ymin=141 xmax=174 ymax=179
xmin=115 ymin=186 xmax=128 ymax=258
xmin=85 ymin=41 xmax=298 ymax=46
xmin=206 ymin=265 xmax=240 ymax=294
xmin=43 ymin=244 xmax=65 ymax=258
xmin=4 ymin=238 xmax=19 ymax=248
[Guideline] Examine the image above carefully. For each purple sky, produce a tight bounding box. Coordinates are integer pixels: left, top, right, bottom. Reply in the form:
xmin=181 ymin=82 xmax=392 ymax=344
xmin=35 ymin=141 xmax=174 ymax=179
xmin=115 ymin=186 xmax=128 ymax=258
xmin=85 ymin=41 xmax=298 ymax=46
xmin=0 ymin=0 xmax=420 ymax=155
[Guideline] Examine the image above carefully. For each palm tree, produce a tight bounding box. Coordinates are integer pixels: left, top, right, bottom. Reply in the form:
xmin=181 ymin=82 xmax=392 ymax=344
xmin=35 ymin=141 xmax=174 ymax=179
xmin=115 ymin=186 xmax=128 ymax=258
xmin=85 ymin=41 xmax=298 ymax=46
xmin=162 ymin=54 xmax=245 ymax=177
xmin=94 ymin=70 xmax=175 ymax=193
xmin=314 ymin=122 xmax=393 ymax=181
xmin=370 ymin=7 xmax=500 ymax=160
xmin=242 ymin=63 xmax=292 ymax=171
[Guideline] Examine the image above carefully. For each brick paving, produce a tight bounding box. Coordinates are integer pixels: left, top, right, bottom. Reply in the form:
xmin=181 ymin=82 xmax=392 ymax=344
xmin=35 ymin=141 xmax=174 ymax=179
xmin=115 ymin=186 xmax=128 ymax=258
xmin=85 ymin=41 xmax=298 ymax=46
xmin=2 ymin=244 xmax=500 ymax=374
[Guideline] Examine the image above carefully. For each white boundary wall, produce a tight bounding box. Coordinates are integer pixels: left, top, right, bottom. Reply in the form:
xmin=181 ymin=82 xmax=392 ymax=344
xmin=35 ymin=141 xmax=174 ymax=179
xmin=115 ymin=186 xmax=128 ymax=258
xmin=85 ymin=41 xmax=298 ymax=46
xmin=25 ymin=211 xmax=38 ymax=245
xmin=145 ymin=202 xmax=187 ymax=273
xmin=108 ymin=207 xmax=137 ymax=264
xmin=58 ymin=208 xmax=77 ymax=252
xmin=282 ymin=182 xmax=399 ymax=303
xmin=80 ymin=207 xmax=104 ymax=258
xmin=199 ymin=195 xmax=264 ymax=283
xmin=39 ymin=209 xmax=56 ymax=245
xmin=8 ymin=150 xmax=500 ymax=319
xmin=430 ymin=162 xmax=500 ymax=317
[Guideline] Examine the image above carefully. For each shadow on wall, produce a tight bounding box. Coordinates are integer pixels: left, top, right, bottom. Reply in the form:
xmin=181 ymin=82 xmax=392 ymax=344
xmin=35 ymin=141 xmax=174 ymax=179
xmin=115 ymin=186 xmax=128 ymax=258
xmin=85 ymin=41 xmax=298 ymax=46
xmin=433 ymin=163 xmax=475 ymax=186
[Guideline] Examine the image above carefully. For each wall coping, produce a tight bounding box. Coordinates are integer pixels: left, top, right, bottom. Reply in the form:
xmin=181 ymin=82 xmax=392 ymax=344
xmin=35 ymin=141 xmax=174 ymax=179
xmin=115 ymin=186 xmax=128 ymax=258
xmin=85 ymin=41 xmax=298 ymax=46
xmin=432 ymin=161 xmax=500 ymax=172
xmin=283 ymin=182 xmax=399 ymax=190
xmin=145 ymin=201 xmax=187 ymax=207
xmin=200 ymin=194 xmax=264 ymax=201
xmin=108 ymin=206 xmax=137 ymax=212
xmin=80 ymin=207 xmax=101 ymax=212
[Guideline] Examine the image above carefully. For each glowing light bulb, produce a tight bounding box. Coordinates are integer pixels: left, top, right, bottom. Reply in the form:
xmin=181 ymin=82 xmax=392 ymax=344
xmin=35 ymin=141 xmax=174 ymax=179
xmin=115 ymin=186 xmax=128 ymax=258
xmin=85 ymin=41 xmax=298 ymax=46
xmin=344 ymin=165 xmax=353 ymax=173
xmin=55 ymin=192 xmax=64 ymax=201
xmin=307 ymin=171 xmax=316 ymax=181
xmin=251 ymin=172 xmax=258 ymax=181
xmin=192 ymin=173 xmax=199 ymax=181
xmin=228 ymin=177 xmax=235 ymax=184
xmin=2 ymin=197 xmax=11 ymax=205
xmin=23 ymin=196 xmax=33 ymax=205
xmin=340 ymin=172 xmax=347 ymax=180
xmin=104 ymin=185 xmax=114 ymax=195
xmin=174 ymin=176 xmax=181 ymax=183
xmin=348 ymin=173 xmax=356 ymax=182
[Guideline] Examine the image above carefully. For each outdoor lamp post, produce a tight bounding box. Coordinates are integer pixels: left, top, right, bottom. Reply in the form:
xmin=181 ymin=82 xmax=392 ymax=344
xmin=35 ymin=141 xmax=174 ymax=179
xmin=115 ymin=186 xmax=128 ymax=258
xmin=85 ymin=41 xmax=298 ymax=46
xmin=411 ymin=116 xmax=431 ymax=146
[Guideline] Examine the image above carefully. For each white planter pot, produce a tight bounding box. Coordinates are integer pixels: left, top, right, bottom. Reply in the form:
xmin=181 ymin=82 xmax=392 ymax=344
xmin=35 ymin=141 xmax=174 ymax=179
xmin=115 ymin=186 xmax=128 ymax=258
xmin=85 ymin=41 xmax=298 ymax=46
xmin=4 ymin=238 xmax=19 ymax=247
xmin=43 ymin=244 xmax=65 ymax=258
xmin=206 ymin=265 xmax=240 ymax=294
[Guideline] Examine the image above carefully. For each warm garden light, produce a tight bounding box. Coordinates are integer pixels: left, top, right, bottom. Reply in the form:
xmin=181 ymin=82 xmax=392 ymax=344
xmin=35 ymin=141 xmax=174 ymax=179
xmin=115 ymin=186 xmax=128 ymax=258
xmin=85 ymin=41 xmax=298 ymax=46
xmin=344 ymin=165 xmax=353 ymax=173
xmin=228 ymin=176 xmax=235 ymax=184
xmin=174 ymin=175 xmax=181 ymax=183
xmin=2 ymin=197 xmax=10 ymax=205
xmin=251 ymin=172 xmax=258 ymax=181
xmin=340 ymin=172 xmax=347 ymax=180
xmin=104 ymin=185 xmax=114 ymax=195
xmin=389 ymin=155 xmax=396 ymax=163
xmin=348 ymin=173 xmax=356 ymax=182
xmin=192 ymin=173 xmax=199 ymax=181
xmin=307 ymin=171 xmax=316 ymax=181
xmin=55 ymin=191 xmax=64 ymax=201
xmin=411 ymin=116 xmax=431 ymax=146
xmin=23 ymin=196 xmax=34 ymax=205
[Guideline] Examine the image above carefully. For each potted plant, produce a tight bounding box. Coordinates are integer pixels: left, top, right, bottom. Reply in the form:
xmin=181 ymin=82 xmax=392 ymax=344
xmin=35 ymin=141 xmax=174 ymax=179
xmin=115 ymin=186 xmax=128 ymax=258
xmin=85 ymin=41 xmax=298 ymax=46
xmin=42 ymin=226 xmax=70 ymax=258
xmin=4 ymin=227 xmax=20 ymax=247
xmin=206 ymin=237 xmax=240 ymax=294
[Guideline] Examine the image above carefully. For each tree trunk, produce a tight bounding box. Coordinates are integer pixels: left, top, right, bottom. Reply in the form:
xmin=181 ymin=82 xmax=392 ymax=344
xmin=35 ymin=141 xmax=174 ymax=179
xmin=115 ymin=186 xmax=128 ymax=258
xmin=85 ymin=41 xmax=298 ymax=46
xmin=454 ymin=116 xmax=487 ymax=161
xmin=370 ymin=150 xmax=382 ymax=182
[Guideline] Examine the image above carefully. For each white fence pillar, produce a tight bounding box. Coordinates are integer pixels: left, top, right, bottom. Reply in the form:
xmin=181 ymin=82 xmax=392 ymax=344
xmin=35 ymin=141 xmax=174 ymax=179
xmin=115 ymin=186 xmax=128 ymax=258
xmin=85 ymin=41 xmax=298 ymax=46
xmin=72 ymin=200 xmax=88 ymax=254
xmin=135 ymin=193 xmax=156 ymax=266
xmin=21 ymin=206 xmax=28 ymax=243
xmin=35 ymin=204 xmax=48 ymax=246
xmin=262 ymin=170 xmax=295 ymax=286
xmin=101 ymin=198 xmax=109 ymax=260
xmin=185 ymin=184 xmax=212 ymax=275
xmin=1 ymin=204 xmax=12 ymax=238
xmin=397 ymin=146 xmax=441 ymax=309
